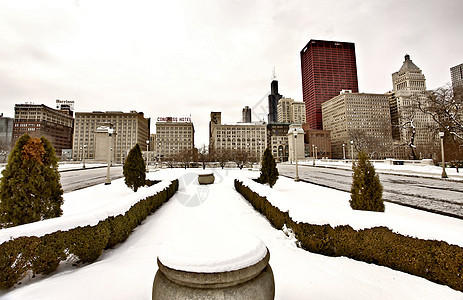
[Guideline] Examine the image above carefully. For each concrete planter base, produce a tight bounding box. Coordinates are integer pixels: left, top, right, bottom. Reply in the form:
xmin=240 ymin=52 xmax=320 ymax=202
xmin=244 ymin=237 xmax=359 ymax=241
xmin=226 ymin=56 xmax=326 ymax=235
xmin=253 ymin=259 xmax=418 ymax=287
xmin=198 ymin=173 xmax=215 ymax=185
xmin=153 ymin=251 xmax=274 ymax=299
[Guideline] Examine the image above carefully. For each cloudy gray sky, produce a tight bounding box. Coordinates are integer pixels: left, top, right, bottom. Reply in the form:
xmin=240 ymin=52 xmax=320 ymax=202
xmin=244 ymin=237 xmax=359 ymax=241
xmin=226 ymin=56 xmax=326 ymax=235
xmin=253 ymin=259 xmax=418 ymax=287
xmin=1 ymin=0 xmax=462 ymax=147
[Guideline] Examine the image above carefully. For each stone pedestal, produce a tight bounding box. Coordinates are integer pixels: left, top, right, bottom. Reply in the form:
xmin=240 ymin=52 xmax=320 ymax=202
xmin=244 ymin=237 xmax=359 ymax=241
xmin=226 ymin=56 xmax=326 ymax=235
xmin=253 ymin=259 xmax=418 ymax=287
xmin=152 ymin=230 xmax=275 ymax=299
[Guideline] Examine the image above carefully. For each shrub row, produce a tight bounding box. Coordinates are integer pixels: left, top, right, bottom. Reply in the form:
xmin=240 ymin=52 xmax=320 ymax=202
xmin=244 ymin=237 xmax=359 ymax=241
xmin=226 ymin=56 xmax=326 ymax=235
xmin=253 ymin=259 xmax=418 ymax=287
xmin=234 ymin=179 xmax=463 ymax=292
xmin=0 ymin=179 xmax=179 ymax=290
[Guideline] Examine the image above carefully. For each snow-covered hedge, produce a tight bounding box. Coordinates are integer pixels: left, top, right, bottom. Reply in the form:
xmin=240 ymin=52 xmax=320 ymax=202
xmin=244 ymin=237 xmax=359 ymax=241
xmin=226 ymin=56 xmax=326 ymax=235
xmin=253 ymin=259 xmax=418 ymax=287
xmin=0 ymin=179 xmax=178 ymax=290
xmin=234 ymin=179 xmax=463 ymax=293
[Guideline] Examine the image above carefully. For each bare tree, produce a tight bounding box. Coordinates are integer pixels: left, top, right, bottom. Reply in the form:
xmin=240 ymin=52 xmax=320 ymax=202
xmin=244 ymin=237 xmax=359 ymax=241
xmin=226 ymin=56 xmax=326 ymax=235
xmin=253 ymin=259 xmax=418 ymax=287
xmin=0 ymin=140 xmax=11 ymax=163
xmin=410 ymin=84 xmax=463 ymax=139
xmin=231 ymin=149 xmax=251 ymax=169
xmin=197 ymin=144 xmax=209 ymax=169
xmin=215 ymin=149 xmax=231 ymax=169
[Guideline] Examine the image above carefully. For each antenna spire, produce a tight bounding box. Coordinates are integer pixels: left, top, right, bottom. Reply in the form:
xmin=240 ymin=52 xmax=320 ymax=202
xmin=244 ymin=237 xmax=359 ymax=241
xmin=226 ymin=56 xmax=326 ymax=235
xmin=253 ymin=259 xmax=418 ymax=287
xmin=272 ymin=66 xmax=277 ymax=80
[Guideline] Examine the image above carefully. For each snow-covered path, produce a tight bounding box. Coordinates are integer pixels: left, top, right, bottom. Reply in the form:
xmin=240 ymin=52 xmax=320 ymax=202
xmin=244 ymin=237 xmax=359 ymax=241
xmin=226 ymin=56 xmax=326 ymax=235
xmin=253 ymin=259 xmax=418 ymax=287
xmin=2 ymin=169 xmax=462 ymax=299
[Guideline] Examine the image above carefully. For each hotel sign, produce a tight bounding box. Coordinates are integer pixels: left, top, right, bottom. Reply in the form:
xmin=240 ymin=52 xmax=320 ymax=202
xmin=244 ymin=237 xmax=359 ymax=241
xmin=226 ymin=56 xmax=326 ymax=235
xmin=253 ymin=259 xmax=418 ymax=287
xmin=157 ymin=117 xmax=191 ymax=122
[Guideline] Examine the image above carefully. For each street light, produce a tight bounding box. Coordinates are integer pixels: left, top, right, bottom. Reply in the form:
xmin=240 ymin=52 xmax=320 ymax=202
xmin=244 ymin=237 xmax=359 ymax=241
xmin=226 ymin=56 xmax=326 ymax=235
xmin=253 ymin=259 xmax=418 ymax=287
xmin=82 ymin=144 xmax=86 ymax=169
xmin=439 ymin=132 xmax=448 ymax=178
xmin=342 ymin=143 xmax=346 ymax=161
xmin=312 ymin=144 xmax=315 ymax=166
xmin=105 ymin=127 xmax=114 ymax=185
xmin=293 ymin=129 xmax=300 ymax=182
xmin=146 ymin=140 xmax=150 ymax=172
xmin=350 ymin=140 xmax=354 ymax=161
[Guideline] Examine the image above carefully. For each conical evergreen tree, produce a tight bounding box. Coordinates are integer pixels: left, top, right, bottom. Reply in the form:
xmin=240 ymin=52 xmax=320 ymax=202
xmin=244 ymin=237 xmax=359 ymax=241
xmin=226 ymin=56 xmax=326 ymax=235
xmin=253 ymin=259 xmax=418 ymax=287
xmin=0 ymin=134 xmax=64 ymax=228
xmin=123 ymin=144 xmax=146 ymax=192
xmin=258 ymin=148 xmax=279 ymax=188
xmin=350 ymin=151 xmax=384 ymax=212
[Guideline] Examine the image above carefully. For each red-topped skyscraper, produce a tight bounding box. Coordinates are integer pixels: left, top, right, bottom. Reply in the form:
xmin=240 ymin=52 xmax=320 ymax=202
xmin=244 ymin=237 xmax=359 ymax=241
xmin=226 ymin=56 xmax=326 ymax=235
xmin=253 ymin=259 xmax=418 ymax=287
xmin=300 ymin=39 xmax=359 ymax=129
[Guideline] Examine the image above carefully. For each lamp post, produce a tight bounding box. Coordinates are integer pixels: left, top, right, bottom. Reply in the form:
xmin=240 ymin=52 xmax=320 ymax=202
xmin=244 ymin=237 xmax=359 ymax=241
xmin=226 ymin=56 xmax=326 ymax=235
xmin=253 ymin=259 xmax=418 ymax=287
xmin=350 ymin=140 xmax=354 ymax=161
xmin=293 ymin=129 xmax=300 ymax=181
xmin=342 ymin=143 xmax=346 ymax=161
xmin=105 ymin=127 xmax=114 ymax=185
xmin=312 ymin=144 xmax=315 ymax=166
xmin=439 ymin=132 xmax=448 ymax=178
xmin=82 ymin=144 xmax=86 ymax=168
xmin=146 ymin=140 xmax=150 ymax=172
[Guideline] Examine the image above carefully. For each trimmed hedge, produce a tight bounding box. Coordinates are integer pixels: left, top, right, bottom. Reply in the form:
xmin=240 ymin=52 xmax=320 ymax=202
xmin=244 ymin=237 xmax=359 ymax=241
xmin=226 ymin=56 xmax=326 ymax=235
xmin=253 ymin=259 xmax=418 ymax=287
xmin=234 ymin=179 xmax=463 ymax=292
xmin=0 ymin=179 xmax=178 ymax=290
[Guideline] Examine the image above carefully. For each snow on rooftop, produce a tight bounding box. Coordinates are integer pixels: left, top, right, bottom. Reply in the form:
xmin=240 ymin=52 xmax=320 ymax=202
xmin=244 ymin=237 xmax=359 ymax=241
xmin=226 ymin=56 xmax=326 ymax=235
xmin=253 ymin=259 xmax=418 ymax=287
xmin=159 ymin=227 xmax=267 ymax=273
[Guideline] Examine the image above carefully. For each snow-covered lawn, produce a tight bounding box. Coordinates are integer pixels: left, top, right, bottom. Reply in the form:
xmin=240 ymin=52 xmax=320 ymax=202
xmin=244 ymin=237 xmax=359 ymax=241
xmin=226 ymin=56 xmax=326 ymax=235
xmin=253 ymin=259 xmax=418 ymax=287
xmin=1 ymin=169 xmax=462 ymax=299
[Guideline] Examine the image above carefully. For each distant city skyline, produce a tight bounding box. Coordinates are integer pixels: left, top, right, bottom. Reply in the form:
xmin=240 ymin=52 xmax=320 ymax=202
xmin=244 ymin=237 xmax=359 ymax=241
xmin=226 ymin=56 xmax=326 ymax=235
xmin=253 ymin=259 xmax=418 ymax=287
xmin=1 ymin=0 xmax=462 ymax=147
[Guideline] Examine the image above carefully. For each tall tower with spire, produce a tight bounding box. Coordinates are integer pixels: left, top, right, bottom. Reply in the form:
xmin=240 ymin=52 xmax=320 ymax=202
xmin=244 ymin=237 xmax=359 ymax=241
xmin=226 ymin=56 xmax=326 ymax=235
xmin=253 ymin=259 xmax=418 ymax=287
xmin=390 ymin=54 xmax=434 ymax=158
xmin=268 ymin=68 xmax=282 ymax=124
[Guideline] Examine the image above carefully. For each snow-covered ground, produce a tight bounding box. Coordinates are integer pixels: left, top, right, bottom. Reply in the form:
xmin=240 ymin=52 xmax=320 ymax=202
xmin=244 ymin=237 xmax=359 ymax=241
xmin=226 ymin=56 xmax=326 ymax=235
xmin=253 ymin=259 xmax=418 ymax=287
xmin=1 ymin=169 xmax=462 ymax=299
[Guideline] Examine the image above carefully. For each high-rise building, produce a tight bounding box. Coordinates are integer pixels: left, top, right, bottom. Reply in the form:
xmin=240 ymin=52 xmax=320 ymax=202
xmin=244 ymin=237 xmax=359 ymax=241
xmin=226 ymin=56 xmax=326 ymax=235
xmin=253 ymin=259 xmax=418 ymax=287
xmin=277 ymin=98 xmax=306 ymax=124
xmin=73 ymin=111 xmax=150 ymax=163
xmin=268 ymin=79 xmax=283 ymax=123
xmin=390 ymin=54 xmax=435 ymax=158
xmin=210 ymin=112 xmax=267 ymax=161
xmin=13 ymin=103 xmax=74 ymax=157
xmin=451 ymin=63 xmax=463 ymax=88
xmin=155 ymin=119 xmax=194 ymax=160
xmin=321 ymin=91 xmax=392 ymax=159
xmin=242 ymin=106 xmax=251 ymax=123
xmin=300 ymin=39 xmax=359 ymax=130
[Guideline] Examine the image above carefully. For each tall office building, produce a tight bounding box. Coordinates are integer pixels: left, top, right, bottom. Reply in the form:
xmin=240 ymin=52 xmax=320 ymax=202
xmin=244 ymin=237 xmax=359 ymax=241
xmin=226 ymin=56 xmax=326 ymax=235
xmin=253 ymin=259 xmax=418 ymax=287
xmin=155 ymin=119 xmax=194 ymax=160
xmin=451 ymin=63 xmax=463 ymax=88
xmin=13 ymin=103 xmax=74 ymax=157
xmin=300 ymin=39 xmax=359 ymax=130
xmin=390 ymin=54 xmax=435 ymax=158
xmin=73 ymin=111 xmax=150 ymax=163
xmin=268 ymin=79 xmax=283 ymax=123
xmin=210 ymin=112 xmax=267 ymax=161
xmin=322 ymin=91 xmax=392 ymax=159
xmin=277 ymin=98 xmax=306 ymax=124
xmin=242 ymin=106 xmax=251 ymax=123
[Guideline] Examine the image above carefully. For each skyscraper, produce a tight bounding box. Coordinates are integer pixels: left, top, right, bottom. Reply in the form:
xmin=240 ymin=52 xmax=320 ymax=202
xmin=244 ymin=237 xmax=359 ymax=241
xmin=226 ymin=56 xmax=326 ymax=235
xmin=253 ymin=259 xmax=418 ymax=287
xmin=451 ymin=63 xmax=463 ymax=88
xmin=242 ymin=106 xmax=251 ymax=123
xmin=300 ymin=39 xmax=359 ymax=130
xmin=268 ymin=79 xmax=282 ymax=124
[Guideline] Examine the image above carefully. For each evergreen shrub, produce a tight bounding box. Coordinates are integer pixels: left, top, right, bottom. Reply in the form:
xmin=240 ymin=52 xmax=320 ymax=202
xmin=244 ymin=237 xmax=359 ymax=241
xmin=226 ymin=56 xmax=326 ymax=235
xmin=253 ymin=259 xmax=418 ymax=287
xmin=350 ymin=151 xmax=384 ymax=212
xmin=0 ymin=134 xmax=64 ymax=227
xmin=123 ymin=144 xmax=146 ymax=192
xmin=234 ymin=179 xmax=463 ymax=292
xmin=0 ymin=179 xmax=178 ymax=290
xmin=258 ymin=148 xmax=279 ymax=187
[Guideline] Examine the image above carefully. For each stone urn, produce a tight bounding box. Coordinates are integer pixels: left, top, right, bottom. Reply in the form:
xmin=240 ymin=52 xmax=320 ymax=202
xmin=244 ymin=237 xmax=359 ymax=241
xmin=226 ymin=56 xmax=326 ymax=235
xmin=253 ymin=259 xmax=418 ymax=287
xmin=152 ymin=230 xmax=275 ymax=299
xmin=198 ymin=173 xmax=215 ymax=185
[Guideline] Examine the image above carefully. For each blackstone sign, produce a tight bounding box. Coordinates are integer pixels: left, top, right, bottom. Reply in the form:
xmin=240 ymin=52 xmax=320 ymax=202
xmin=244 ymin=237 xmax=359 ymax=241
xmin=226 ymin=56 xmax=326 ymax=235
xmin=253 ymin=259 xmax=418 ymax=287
xmin=157 ymin=117 xmax=192 ymax=122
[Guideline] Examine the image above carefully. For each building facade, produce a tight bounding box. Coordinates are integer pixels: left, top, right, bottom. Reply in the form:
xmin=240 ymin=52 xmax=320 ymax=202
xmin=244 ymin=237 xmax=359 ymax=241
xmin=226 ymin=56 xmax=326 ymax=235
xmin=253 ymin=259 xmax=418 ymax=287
xmin=300 ymin=39 xmax=359 ymax=130
xmin=321 ymin=91 xmax=392 ymax=159
xmin=390 ymin=55 xmax=435 ymax=159
xmin=277 ymin=98 xmax=306 ymax=124
xmin=13 ymin=104 xmax=74 ymax=157
xmin=210 ymin=112 xmax=267 ymax=162
xmin=73 ymin=111 xmax=150 ymax=164
xmin=267 ymin=123 xmax=289 ymax=162
xmin=451 ymin=63 xmax=463 ymax=88
xmin=155 ymin=120 xmax=194 ymax=160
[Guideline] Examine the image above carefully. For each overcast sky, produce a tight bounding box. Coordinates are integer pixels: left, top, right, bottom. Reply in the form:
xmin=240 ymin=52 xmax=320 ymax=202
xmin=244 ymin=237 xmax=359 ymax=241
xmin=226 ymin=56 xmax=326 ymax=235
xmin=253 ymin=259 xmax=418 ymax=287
xmin=1 ymin=0 xmax=462 ymax=147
